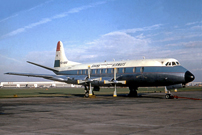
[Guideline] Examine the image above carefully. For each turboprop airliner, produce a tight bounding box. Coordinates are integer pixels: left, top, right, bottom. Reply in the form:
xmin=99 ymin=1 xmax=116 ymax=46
xmin=6 ymin=41 xmax=195 ymax=99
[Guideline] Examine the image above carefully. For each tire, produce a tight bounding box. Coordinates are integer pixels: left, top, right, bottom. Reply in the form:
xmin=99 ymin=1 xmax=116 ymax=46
xmin=85 ymin=92 xmax=89 ymax=98
xmin=165 ymin=94 xmax=170 ymax=99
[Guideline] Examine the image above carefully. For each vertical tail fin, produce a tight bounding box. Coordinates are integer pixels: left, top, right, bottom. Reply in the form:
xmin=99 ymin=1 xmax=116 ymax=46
xmin=54 ymin=41 xmax=80 ymax=68
xmin=54 ymin=41 xmax=68 ymax=68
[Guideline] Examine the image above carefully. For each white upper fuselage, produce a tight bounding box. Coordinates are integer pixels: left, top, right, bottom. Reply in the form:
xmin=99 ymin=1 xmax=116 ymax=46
xmin=56 ymin=58 xmax=180 ymax=71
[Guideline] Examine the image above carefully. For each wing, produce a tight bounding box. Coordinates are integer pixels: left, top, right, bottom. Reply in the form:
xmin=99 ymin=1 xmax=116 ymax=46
xmin=5 ymin=72 xmax=115 ymax=86
xmin=5 ymin=72 xmax=69 ymax=82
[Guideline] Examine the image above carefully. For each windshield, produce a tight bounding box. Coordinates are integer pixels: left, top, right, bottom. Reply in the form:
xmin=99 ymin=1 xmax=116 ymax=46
xmin=165 ymin=61 xmax=180 ymax=66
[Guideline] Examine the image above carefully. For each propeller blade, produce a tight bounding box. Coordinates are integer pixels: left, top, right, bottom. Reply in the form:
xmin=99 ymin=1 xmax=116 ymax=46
xmin=104 ymin=80 xmax=126 ymax=84
xmin=114 ymin=68 xmax=116 ymax=80
xmin=165 ymin=86 xmax=168 ymax=93
xmin=113 ymin=68 xmax=117 ymax=97
xmin=113 ymin=84 xmax=117 ymax=97
xmin=88 ymin=65 xmax=91 ymax=78
xmin=117 ymin=80 xmax=126 ymax=84
xmin=77 ymin=80 xmax=86 ymax=84
xmin=77 ymin=77 xmax=102 ymax=84
xmin=89 ymin=82 xmax=93 ymax=96
xmin=88 ymin=66 xmax=93 ymax=96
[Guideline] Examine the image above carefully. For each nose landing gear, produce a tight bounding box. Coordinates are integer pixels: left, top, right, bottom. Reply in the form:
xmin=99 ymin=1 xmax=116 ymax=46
xmin=165 ymin=87 xmax=178 ymax=99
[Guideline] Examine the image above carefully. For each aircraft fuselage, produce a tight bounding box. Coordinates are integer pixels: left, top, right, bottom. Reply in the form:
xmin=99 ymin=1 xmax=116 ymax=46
xmin=53 ymin=59 xmax=194 ymax=88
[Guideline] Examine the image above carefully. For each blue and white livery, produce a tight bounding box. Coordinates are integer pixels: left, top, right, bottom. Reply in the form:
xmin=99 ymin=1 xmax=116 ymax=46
xmin=6 ymin=41 xmax=195 ymax=98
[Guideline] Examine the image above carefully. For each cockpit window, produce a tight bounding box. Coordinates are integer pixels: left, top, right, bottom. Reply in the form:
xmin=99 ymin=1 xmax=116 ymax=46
xmin=165 ymin=62 xmax=171 ymax=66
xmin=165 ymin=61 xmax=180 ymax=66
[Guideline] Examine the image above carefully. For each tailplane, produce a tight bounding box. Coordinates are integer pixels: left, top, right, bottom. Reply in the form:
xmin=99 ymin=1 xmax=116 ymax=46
xmin=54 ymin=41 xmax=80 ymax=69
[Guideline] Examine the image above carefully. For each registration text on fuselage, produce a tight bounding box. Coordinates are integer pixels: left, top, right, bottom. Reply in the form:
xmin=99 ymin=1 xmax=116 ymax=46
xmin=91 ymin=62 xmax=126 ymax=68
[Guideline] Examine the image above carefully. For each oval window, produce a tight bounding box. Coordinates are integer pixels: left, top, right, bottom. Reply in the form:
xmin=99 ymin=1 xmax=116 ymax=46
xmin=140 ymin=67 xmax=144 ymax=73
xmin=133 ymin=67 xmax=136 ymax=73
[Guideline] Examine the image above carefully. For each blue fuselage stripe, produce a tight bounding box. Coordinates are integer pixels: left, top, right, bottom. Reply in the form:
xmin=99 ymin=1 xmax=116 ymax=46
xmin=56 ymin=66 xmax=187 ymax=76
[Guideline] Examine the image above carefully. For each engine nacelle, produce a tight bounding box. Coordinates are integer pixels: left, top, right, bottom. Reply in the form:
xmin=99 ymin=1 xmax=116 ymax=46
xmin=166 ymin=83 xmax=184 ymax=90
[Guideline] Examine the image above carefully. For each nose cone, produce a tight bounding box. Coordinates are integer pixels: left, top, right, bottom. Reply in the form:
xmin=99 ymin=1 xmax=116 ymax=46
xmin=185 ymin=71 xmax=195 ymax=83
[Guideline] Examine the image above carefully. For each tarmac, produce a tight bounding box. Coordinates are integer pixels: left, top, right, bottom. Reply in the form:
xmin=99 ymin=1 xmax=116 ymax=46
xmin=0 ymin=91 xmax=202 ymax=135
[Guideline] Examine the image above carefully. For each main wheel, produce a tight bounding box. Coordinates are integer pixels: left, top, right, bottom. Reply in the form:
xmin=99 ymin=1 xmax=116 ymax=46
xmin=85 ymin=91 xmax=89 ymax=98
xmin=165 ymin=94 xmax=170 ymax=99
xmin=128 ymin=86 xmax=138 ymax=97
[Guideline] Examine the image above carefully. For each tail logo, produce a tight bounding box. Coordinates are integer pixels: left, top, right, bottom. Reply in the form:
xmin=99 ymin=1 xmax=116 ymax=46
xmin=56 ymin=41 xmax=60 ymax=51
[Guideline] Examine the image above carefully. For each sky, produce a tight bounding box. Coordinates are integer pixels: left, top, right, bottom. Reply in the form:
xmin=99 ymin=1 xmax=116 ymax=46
xmin=0 ymin=0 xmax=202 ymax=82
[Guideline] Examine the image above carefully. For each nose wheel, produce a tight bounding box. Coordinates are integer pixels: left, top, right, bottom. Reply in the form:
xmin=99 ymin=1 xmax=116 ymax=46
xmin=165 ymin=94 xmax=171 ymax=99
xmin=165 ymin=86 xmax=172 ymax=99
xmin=164 ymin=87 xmax=179 ymax=99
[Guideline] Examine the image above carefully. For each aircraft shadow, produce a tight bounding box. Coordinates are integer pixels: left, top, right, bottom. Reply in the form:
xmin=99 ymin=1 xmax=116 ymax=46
xmin=71 ymin=93 xmax=164 ymax=99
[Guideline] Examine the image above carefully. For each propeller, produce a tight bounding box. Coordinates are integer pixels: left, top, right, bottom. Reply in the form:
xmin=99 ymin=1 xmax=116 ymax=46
xmin=88 ymin=66 xmax=93 ymax=96
xmin=103 ymin=68 xmax=126 ymax=97
xmin=113 ymin=68 xmax=117 ymax=97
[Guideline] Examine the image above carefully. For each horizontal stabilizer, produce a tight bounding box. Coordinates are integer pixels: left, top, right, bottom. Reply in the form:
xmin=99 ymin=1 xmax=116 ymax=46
xmin=27 ymin=61 xmax=58 ymax=72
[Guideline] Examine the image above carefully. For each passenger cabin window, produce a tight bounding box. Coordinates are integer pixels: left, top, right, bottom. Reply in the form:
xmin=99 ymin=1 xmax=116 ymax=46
xmin=122 ymin=68 xmax=126 ymax=73
xmin=111 ymin=69 xmax=114 ymax=74
xmin=133 ymin=67 xmax=136 ymax=73
xmin=140 ymin=67 xmax=144 ymax=73
xmin=99 ymin=69 xmax=103 ymax=74
xmin=105 ymin=69 xmax=108 ymax=74
xmin=95 ymin=69 xmax=98 ymax=74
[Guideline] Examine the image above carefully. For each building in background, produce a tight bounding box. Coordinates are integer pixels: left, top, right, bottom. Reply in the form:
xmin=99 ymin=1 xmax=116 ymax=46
xmin=187 ymin=82 xmax=202 ymax=87
xmin=0 ymin=82 xmax=80 ymax=88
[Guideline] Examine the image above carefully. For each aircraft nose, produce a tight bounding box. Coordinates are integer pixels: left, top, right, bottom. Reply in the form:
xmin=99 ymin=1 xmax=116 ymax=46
xmin=185 ymin=71 xmax=195 ymax=83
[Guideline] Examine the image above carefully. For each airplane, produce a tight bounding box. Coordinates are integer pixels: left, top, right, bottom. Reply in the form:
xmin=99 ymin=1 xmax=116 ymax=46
xmin=5 ymin=41 xmax=195 ymax=99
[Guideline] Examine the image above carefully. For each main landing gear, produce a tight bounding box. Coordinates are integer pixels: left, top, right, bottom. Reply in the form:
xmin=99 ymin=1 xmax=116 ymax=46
xmin=84 ymin=86 xmax=94 ymax=98
xmin=128 ymin=86 xmax=138 ymax=97
xmin=84 ymin=86 xmax=88 ymax=98
xmin=84 ymin=90 xmax=89 ymax=98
